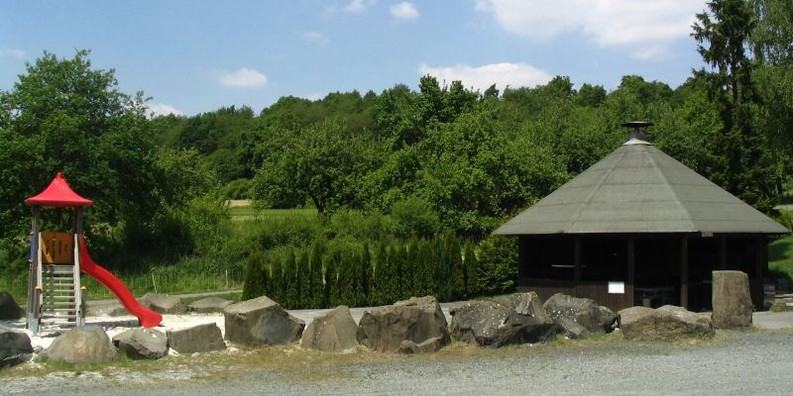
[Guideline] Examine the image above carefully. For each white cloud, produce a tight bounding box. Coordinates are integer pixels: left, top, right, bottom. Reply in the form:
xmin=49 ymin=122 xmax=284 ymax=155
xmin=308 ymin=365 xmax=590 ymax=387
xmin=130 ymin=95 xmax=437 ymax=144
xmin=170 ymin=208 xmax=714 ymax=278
xmin=302 ymin=31 xmax=330 ymax=44
xmin=390 ymin=2 xmax=419 ymax=20
xmin=297 ymin=92 xmax=325 ymax=102
xmin=476 ymin=0 xmax=704 ymax=60
xmin=2 ymin=49 xmax=26 ymax=60
xmin=218 ymin=68 xmax=268 ymax=88
xmin=418 ymin=62 xmax=553 ymax=92
xmin=344 ymin=0 xmax=375 ymax=12
xmin=147 ymin=103 xmax=182 ymax=118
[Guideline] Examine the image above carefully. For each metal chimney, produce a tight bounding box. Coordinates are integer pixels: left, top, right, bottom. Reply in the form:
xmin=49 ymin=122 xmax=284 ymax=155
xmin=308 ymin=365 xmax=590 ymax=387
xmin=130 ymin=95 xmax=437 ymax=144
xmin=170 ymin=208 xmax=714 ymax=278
xmin=621 ymin=121 xmax=653 ymax=145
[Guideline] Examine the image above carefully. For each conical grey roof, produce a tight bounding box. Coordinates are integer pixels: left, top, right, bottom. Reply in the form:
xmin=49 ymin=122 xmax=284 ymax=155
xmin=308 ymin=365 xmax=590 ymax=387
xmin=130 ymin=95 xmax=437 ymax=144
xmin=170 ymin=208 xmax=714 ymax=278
xmin=494 ymin=138 xmax=789 ymax=235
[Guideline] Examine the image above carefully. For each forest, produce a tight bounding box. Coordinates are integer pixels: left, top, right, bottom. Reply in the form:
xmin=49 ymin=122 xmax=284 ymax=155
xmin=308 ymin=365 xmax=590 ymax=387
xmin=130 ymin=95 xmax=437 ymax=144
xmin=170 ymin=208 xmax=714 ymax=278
xmin=1 ymin=0 xmax=792 ymax=307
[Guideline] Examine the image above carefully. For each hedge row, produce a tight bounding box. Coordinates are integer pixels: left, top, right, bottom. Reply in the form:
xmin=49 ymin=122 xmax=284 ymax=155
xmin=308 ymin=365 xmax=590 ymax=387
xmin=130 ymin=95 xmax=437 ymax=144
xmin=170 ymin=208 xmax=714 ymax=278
xmin=242 ymin=233 xmax=490 ymax=309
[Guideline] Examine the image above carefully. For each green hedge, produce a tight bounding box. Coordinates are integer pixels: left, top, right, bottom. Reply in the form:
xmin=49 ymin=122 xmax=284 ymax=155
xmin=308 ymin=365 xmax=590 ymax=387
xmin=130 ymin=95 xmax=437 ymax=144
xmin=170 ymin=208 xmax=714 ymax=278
xmin=242 ymin=232 xmax=518 ymax=309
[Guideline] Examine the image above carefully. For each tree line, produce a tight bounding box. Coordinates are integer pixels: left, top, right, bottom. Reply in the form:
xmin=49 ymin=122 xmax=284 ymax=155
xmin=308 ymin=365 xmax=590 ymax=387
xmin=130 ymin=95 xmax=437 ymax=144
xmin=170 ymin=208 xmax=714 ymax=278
xmin=1 ymin=0 xmax=791 ymax=300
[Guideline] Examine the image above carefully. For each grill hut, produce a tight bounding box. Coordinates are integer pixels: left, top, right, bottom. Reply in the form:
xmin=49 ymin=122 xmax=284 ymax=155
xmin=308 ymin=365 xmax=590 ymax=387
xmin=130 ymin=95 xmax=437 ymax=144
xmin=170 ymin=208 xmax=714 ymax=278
xmin=493 ymin=122 xmax=789 ymax=311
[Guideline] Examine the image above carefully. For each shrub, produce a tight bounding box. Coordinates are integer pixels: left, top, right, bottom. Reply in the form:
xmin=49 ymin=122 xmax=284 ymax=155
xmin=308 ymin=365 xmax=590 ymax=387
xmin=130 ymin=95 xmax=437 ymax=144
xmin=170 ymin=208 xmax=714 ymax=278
xmin=390 ymin=196 xmax=440 ymax=239
xmin=476 ymin=235 xmax=518 ymax=295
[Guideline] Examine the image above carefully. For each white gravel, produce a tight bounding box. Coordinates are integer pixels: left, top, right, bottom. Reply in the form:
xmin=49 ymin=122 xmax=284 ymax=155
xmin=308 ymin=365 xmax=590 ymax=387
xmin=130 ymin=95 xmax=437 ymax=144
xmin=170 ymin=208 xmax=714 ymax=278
xmin=3 ymin=310 xmax=793 ymax=395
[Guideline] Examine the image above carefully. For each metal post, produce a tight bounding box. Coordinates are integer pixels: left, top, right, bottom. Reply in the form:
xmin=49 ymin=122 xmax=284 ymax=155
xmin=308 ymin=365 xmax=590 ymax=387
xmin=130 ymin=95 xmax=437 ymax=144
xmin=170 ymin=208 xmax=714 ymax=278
xmin=73 ymin=208 xmax=84 ymax=327
xmin=27 ymin=207 xmax=41 ymax=334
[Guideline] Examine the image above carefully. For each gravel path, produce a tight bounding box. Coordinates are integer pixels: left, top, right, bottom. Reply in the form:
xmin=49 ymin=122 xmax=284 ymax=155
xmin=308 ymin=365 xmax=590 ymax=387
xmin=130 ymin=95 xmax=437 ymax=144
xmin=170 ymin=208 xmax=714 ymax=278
xmin=5 ymin=330 xmax=793 ymax=395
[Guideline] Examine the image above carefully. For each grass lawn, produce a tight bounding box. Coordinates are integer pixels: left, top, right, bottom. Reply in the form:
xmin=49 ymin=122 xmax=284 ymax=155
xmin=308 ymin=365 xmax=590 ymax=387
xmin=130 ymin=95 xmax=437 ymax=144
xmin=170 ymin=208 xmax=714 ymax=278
xmin=769 ymin=233 xmax=793 ymax=290
xmin=229 ymin=206 xmax=317 ymax=219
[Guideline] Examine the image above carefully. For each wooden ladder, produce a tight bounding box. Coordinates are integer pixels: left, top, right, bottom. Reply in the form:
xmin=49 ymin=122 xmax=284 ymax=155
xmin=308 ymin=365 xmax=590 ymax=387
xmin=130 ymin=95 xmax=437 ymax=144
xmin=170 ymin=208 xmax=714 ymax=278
xmin=39 ymin=264 xmax=82 ymax=331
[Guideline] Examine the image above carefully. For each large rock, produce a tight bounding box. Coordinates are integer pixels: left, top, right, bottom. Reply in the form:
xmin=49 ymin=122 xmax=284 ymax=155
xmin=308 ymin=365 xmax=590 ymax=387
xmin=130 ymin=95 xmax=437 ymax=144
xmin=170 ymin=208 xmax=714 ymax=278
xmin=0 ymin=326 xmax=33 ymax=367
xmin=189 ymin=296 xmax=233 ymax=313
xmin=398 ymin=336 xmax=447 ymax=354
xmin=619 ymin=305 xmax=714 ymax=341
xmin=0 ymin=292 xmax=24 ymax=320
xmin=224 ymin=296 xmax=305 ymax=346
xmin=357 ymin=296 xmax=450 ymax=353
xmin=45 ymin=326 xmax=117 ymax=364
xmin=301 ymin=305 xmax=359 ymax=352
xmin=712 ymin=270 xmax=753 ymax=329
xmin=543 ymin=293 xmax=619 ymax=339
xmin=139 ymin=293 xmax=188 ymax=314
xmin=167 ymin=323 xmax=225 ymax=353
xmin=113 ymin=328 xmax=169 ymax=359
xmin=450 ymin=292 xmax=558 ymax=348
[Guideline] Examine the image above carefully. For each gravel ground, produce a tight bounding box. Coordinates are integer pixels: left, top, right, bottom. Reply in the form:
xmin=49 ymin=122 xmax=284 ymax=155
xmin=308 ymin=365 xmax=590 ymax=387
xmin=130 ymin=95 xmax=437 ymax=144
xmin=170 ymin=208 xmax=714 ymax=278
xmin=4 ymin=330 xmax=793 ymax=395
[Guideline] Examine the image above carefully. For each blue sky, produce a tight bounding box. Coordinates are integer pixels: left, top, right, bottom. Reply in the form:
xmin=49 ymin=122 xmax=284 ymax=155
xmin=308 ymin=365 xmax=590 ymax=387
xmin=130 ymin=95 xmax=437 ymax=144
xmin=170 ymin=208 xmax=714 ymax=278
xmin=2 ymin=0 xmax=708 ymax=116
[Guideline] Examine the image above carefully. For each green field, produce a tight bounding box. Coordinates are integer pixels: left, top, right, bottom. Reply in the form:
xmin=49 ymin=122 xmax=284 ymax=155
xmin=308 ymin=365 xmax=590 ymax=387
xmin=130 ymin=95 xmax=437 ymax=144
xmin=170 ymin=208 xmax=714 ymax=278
xmin=769 ymin=233 xmax=793 ymax=290
xmin=229 ymin=206 xmax=317 ymax=219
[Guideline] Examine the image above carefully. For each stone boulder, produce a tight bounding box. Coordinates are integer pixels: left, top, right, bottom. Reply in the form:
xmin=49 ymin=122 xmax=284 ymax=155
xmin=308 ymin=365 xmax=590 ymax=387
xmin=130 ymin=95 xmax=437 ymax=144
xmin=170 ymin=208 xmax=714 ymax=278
xmin=543 ymin=293 xmax=619 ymax=339
xmin=619 ymin=305 xmax=714 ymax=341
xmin=167 ymin=323 xmax=225 ymax=354
xmin=398 ymin=336 xmax=447 ymax=354
xmin=450 ymin=292 xmax=557 ymax=347
xmin=45 ymin=326 xmax=117 ymax=364
xmin=301 ymin=305 xmax=359 ymax=352
xmin=113 ymin=328 xmax=169 ymax=359
xmin=0 ymin=326 xmax=33 ymax=367
xmin=712 ymin=270 xmax=753 ymax=329
xmin=357 ymin=296 xmax=450 ymax=353
xmin=189 ymin=296 xmax=233 ymax=313
xmin=224 ymin=296 xmax=305 ymax=347
xmin=0 ymin=292 xmax=24 ymax=320
xmin=139 ymin=293 xmax=188 ymax=314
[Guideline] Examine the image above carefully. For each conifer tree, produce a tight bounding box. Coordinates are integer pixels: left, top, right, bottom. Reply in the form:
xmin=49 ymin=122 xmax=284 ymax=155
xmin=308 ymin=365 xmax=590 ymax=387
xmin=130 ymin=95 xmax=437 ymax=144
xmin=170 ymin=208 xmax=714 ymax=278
xmin=337 ymin=249 xmax=355 ymax=305
xmin=447 ymin=234 xmax=464 ymax=300
xmin=463 ymin=241 xmax=478 ymax=297
xmin=692 ymin=0 xmax=777 ymax=211
xmin=415 ymin=238 xmax=434 ymax=297
xmin=323 ymin=250 xmax=337 ymax=308
xmin=283 ymin=250 xmax=298 ymax=308
xmin=361 ymin=243 xmax=372 ymax=305
xmin=296 ymin=249 xmax=310 ymax=308
xmin=270 ymin=253 xmax=284 ymax=303
xmin=242 ymin=246 xmax=265 ymax=300
xmin=309 ymin=241 xmax=325 ymax=308
xmin=373 ymin=242 xmax=389 ymax=305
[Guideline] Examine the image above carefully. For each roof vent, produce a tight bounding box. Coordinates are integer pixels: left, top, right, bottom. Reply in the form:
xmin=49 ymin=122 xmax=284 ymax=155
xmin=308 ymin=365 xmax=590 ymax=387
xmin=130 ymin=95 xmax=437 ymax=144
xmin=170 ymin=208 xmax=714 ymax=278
xmin=621 ymin=121 xmax=653 ymax=145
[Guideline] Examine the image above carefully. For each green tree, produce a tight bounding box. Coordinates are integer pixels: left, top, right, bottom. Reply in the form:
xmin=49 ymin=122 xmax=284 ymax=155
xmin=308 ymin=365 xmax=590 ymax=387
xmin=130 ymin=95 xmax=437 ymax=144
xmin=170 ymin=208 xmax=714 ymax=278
xmin=296 ymin=250 xmax=310 ymax=308
xmin=692 ymin=0 xmax=777 ymax=211
xmin=463 ymin=241 xmax=478 ymax=297
xmin=308 ymin=241 xmax=325 ymax=308
xmin=751 ymin=0 xmax=793 ymax=189
xmin=476 ymin=236 xmax=518 ymax=295
xmin=283 ymin=250 xmax=298 ymax=308
xmin=253 ymin=120 xmax=387 ymax=216
xmin=242 ymin=246 xmax=267 ymax=300
xmin=0 ymin=51 xmax=160 ymax=245
xmin=360 ymin=243 xmax=372 ymax=305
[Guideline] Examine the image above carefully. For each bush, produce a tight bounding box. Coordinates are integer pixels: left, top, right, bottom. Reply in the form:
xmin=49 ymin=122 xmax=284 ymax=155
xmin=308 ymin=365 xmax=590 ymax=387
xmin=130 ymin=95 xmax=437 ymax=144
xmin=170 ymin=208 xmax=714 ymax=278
xmin=476 ymin=235 xmax=518 ymax=295
xmin=223 ymin=178 xmax=254 ymax=199
xmin=390 ymin=196 xmax=440 ymax=239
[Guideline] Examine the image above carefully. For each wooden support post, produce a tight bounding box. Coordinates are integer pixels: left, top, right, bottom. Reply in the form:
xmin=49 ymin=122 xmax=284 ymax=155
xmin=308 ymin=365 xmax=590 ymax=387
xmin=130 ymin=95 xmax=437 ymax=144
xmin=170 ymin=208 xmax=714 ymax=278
xmin=680 ymin=236 xmax=689 ymax=309
xmin=574 ymin=238 xmax=581 ymax=283
xmin=719 ymin=236 xmax=727 ymax=269
xmin=628 ymin=237 xmax=635 ymax=307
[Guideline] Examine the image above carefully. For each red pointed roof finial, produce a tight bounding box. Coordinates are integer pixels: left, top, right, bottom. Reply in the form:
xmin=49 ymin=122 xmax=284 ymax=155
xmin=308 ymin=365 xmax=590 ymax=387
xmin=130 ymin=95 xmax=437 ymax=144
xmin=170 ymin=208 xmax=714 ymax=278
xmin=25 ymin=171 xmax=93 ymax=207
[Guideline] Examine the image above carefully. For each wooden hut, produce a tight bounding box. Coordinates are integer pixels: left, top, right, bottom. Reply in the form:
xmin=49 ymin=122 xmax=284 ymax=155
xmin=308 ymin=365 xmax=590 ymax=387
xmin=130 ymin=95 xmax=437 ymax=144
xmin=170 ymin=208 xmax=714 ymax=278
xmin=493 ymin=122 xmax=789 ymax=311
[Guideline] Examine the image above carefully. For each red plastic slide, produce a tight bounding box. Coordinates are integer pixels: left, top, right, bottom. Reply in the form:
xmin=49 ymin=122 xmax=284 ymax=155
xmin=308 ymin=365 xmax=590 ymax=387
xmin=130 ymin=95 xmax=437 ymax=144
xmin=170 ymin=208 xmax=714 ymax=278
xmin=79 ymin=237 xmax=162 ymax=328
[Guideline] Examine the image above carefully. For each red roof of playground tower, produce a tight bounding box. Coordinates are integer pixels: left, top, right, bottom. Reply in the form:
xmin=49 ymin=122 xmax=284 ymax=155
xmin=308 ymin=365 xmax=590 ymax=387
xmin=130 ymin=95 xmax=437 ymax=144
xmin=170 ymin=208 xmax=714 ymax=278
xmin=25 ymin=172 xmax=93 ymax=207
